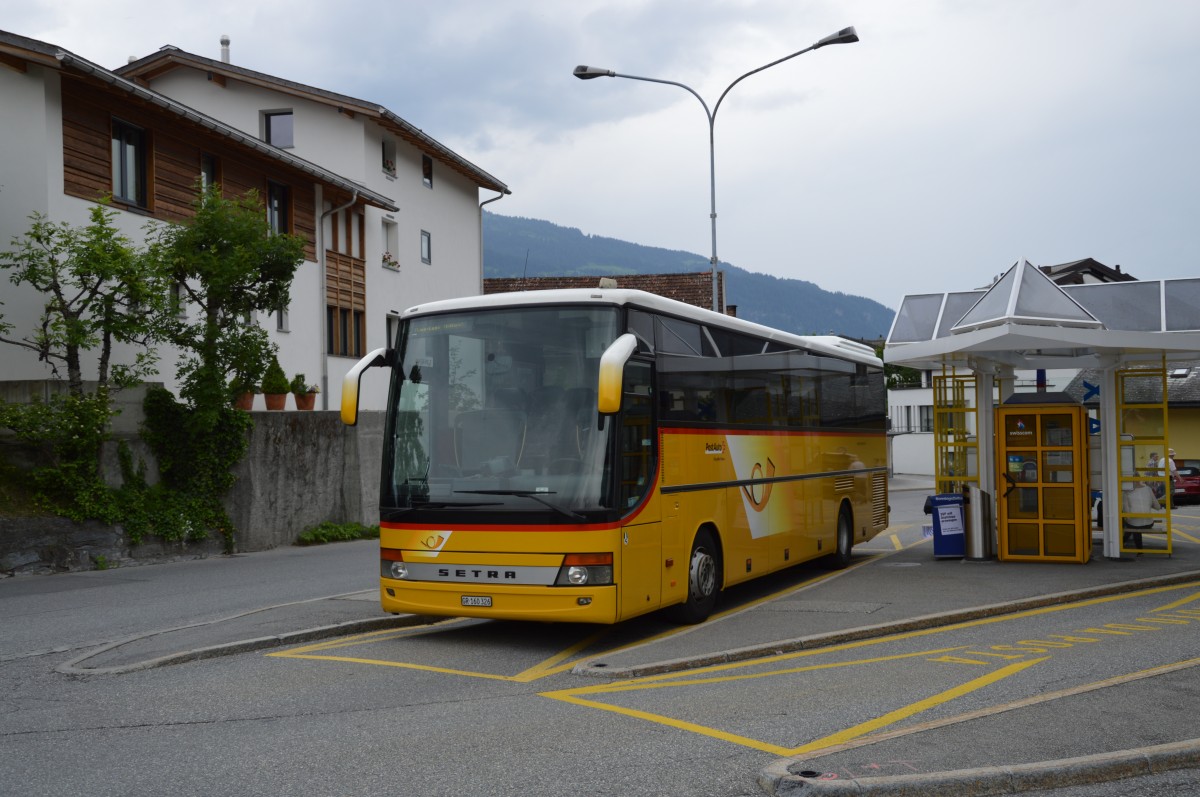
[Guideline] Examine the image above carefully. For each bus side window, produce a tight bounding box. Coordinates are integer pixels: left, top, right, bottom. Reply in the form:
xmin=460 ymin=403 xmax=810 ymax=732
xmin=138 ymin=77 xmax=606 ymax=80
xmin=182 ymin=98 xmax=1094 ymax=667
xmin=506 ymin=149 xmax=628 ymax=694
xmin=619 ymin=362 xmax=655 ymax=510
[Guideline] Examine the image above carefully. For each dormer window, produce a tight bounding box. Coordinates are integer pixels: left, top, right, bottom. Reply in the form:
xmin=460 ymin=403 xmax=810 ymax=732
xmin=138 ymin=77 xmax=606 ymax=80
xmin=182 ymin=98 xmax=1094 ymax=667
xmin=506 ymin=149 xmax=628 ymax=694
xmin=264 ymin=111 xmax=294 ymax=148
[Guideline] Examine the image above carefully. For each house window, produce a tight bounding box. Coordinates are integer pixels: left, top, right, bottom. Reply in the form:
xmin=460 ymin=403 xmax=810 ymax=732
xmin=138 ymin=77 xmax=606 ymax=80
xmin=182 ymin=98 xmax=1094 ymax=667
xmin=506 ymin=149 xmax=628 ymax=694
xmin=422 ymin=154 xmax=433 ymax=189
xmin=382 ymin=218 xmax=399 ymax=269
xmin=420 ymin=230 xmax=431 ymax=264
xmin=111 ymin=118 xmax=147 ymax=207
xmin=264 ymin=111 xmax=294 ymax=148
xmin=170 ymin=282 xmax=188 ymax=320
xmin=327 ymin=305 xmax=365 ymax=357
xmin=382 ymin=139 xmax=397 ymax=177
xmin=919 ymin=405 xmax=934 ymax=433
xmin=267 ymin=181 xmax=290 ymax=234
xmin=199 ymin=153 xmax=219 ymax=193
xmin=276 ymin=303 xmax=289 ymax=332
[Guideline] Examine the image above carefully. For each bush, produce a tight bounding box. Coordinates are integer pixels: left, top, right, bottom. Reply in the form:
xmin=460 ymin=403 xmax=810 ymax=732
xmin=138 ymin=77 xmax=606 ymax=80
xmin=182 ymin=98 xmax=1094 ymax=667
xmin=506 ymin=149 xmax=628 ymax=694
xmin=289 ymin=373 xmax=307 ymax=395
xmin=294 ymin=522 xmax=380 ymax=546
xmin=261 ymin=356 xmax=289 ymax=395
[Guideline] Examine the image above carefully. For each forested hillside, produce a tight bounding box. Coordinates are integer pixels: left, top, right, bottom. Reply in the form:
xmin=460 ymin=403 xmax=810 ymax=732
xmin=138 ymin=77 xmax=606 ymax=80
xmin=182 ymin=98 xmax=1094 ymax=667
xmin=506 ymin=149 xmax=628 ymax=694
xmin=482 ymin=212 xmax=894 ymax=340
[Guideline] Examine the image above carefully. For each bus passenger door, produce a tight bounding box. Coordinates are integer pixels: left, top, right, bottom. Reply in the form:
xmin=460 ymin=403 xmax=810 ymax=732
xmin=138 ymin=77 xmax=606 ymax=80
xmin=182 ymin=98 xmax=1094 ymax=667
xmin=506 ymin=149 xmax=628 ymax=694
xmin=618 ymin=361 xmax=662 ymax=618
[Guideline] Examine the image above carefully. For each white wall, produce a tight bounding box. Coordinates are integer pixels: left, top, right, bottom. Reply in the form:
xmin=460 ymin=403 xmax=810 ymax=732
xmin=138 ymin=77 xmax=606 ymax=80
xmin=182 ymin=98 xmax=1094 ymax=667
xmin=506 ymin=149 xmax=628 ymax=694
xmin=139 ymin=66 xmax=488 ymax=411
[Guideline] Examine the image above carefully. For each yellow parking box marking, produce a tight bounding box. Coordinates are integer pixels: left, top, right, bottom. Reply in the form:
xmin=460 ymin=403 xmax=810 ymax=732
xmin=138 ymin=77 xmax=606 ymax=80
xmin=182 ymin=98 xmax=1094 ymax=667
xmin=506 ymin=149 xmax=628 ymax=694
xmin=786 ymin=656 xmax=1048 ymax=755
xmin=545 ymin=691 xmax=794 ymax=756
xmin=798 ymin=654 xmax=1200 ymax=761
xmin=277 ymin=652 xmax=517 ymax=680
xmin=1153 ymin=591 xmax=1200 ymax=613
xmin=558 ymin=647 xmax=969 ymax=697
xmin=890 ymin=534 xmax=902 ymax=550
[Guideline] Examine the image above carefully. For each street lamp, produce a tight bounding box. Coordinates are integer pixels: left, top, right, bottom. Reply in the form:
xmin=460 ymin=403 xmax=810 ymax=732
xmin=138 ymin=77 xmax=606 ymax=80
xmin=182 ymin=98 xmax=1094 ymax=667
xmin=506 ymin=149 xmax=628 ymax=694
xmin=574 ymin=26 xmax=859 ymax=312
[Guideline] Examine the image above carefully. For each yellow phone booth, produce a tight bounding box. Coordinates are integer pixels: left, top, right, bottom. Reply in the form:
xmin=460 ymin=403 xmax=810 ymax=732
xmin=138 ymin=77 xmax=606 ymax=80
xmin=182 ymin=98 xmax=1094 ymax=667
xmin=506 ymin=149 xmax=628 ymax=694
xmin=995 ymin=397 xmax=1091 ymax=563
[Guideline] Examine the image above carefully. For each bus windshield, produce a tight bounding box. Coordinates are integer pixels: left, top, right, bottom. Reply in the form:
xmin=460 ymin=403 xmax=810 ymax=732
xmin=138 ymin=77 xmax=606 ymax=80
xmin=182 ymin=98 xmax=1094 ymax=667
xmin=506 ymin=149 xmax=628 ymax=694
xmin=382 ymin=305 xmax=621 ymax=519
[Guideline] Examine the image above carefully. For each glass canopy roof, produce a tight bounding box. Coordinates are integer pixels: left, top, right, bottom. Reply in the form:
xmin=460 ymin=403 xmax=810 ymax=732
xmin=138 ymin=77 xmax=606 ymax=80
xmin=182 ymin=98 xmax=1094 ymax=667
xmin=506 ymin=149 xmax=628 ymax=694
xmin=888 ymin=260 xmax=1200 ymax=345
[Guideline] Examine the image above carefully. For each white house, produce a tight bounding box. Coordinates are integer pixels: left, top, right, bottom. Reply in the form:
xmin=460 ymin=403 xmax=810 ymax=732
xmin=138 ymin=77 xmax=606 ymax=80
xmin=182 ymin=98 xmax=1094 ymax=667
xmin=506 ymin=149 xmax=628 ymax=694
xmin=0 ymin=29 xmax=508 ymax=411
xmin=115 ymin=39 xmax=509 ymax=409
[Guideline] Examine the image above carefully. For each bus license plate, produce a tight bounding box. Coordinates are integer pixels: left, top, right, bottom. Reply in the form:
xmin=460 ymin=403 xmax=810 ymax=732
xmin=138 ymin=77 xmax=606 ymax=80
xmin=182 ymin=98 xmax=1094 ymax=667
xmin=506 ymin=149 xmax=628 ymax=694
xmin=461 ymin=595 xmax=492 ymax=607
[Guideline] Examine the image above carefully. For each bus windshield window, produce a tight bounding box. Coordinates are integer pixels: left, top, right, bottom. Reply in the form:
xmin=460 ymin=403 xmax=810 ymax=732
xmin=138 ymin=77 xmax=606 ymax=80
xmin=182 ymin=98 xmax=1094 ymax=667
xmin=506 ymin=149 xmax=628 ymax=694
xmin=382 ymin=306 xmax=620 ymax=516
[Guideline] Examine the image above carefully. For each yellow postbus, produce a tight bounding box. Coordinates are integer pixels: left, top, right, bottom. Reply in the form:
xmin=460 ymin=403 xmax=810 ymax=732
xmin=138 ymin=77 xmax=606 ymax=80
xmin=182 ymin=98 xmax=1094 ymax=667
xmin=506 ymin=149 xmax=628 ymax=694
xmin=341 ymin=288 xmax=888 ymax=624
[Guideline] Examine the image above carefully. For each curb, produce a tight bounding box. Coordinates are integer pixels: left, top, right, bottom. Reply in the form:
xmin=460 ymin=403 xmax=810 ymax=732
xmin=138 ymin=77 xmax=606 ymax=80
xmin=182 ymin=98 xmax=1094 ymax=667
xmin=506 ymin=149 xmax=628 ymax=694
xmin=57 ymin=612 xmax=429 ymax=676
xmin=573 ymin=569 xmax=1200 ymax=678
xmin=759 ymin=738 xmax=1200 ymax=795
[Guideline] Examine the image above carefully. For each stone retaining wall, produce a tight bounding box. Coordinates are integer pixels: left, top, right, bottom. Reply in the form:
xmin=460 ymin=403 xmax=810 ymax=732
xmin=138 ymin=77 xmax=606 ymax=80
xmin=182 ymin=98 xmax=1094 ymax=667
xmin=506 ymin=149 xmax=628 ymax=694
xmin=0 ymin=381 xmax=384 ymax=573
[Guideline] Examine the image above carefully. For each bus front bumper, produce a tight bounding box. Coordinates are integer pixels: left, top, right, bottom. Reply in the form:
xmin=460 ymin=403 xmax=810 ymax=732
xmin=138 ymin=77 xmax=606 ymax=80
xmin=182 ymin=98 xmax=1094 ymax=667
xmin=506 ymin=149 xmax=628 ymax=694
xmin=380 ymin=579 xmax=619 ymax=624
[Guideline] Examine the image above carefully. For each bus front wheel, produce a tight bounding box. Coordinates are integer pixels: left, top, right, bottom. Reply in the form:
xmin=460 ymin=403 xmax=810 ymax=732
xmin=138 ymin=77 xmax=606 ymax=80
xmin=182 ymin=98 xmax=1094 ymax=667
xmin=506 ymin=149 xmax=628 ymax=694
xmin=825 ymin=507 xmax=853 ymax=570
xmin=669 ymin=529 xmax=721 ymax=624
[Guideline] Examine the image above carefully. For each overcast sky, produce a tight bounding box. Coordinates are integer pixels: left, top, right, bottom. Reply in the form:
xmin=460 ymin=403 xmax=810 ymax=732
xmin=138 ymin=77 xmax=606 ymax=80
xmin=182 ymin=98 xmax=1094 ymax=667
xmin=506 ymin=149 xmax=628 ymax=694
xmin=11 ymin=0 xmax=1200 ymax=308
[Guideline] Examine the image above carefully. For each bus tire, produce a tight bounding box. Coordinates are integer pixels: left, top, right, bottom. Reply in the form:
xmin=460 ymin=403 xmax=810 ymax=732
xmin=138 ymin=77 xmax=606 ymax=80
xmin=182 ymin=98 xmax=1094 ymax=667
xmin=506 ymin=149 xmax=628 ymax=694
xmin=669 ymin=528 xmax=721 ymax=624
xmin=825 ymin=506 xmax=853 ymax=570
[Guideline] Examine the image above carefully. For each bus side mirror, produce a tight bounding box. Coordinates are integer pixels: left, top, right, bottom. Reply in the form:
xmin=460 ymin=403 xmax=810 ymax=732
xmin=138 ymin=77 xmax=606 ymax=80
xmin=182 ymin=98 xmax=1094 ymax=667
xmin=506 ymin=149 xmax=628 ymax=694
xmin=596 ymin=333 xmax=638 ymax=415
xmin=341 ymin=347 xmax=391 ymax=426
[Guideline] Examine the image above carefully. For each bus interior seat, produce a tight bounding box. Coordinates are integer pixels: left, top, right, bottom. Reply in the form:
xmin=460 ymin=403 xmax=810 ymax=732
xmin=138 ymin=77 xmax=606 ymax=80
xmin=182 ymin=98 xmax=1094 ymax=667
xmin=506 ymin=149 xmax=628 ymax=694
xmin=454 ymin=409 xmax=526 ymax=475
xmin=487 ymin=387 xmax=527 ymax=411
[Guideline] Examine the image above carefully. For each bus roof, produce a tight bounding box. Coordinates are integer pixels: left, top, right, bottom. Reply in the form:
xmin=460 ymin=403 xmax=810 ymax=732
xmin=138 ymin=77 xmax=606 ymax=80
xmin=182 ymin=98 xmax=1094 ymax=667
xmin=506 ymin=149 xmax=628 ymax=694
xmin=401 ymin=288 xmax=882 ymax=367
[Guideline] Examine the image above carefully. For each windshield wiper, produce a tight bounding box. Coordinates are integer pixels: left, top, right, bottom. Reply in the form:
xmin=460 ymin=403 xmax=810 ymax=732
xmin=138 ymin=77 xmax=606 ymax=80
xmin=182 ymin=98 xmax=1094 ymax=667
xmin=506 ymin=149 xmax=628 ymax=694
xmin=455 ymin=489 xmax=586 ymax=521
xmin=409 ymin=499 xmax=502 ymax=508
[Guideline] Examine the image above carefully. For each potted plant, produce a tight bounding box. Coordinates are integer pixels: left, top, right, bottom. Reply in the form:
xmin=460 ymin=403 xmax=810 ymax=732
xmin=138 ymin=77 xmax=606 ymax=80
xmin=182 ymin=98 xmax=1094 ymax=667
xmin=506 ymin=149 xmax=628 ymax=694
xmin=261 ymin=356 xmax=290 ymax=411
xmin=229 ymin=376 xmax=258 ymax=411
xmin=291 ymin=373 xmax=320 ymax=411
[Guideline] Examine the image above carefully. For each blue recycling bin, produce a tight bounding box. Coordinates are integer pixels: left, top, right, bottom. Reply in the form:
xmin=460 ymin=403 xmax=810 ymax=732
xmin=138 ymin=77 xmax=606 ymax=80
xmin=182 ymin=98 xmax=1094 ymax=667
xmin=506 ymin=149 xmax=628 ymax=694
xmin=928 ymin=493 xmax=966 ymax=558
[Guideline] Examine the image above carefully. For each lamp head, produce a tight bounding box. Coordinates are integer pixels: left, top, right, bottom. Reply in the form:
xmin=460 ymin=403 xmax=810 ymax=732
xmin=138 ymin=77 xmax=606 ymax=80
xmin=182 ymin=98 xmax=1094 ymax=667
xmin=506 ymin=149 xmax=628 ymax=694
xmin=814 ymin=26 xmax=859 ymax=48
xmin=574 ymin=65 xmax=615 ymax=80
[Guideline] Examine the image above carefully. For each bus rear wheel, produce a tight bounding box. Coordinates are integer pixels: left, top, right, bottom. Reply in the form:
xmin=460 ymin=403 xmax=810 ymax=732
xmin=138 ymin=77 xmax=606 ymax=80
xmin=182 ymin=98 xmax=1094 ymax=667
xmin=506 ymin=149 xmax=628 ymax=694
xmin=825 ymin=507 xmax=853 ymax=570
xmin=669 ymin=529 xmax=720 ymax=624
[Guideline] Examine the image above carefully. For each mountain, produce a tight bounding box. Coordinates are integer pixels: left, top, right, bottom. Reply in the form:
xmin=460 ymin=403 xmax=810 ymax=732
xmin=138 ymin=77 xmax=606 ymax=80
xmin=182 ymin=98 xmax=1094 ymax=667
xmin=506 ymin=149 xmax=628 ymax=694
xmin=482 ymin=212 xmax=895 ymax=341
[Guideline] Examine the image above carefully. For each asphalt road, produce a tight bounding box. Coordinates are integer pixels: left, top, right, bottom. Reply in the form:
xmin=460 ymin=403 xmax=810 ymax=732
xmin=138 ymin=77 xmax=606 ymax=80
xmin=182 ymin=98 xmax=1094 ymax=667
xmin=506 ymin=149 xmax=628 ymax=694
xmin=2 ymin=491 xmax=1199 ymax=796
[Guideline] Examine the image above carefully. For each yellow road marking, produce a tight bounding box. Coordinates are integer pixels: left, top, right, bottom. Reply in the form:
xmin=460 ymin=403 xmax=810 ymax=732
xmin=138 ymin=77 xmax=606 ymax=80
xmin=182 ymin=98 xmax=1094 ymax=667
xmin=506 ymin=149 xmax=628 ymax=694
xmin=545 ymin=690 xmax=795 ymax=756
xmin=1173 ymin=529 xmax=1200 ymax=544
xmin=797 ymin=654 xmax=1200 ymax=760
xmin=786 ymin=657 xmax=1048 ymax=755
xmin=554 ymin=647 xmax=970 ymax=697
xmin=890 ymin=534 xmax=902 ymax=550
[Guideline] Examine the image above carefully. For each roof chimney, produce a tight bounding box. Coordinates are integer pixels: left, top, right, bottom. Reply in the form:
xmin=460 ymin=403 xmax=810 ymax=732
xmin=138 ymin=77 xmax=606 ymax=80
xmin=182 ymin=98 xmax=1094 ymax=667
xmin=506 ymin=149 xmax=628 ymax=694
xmin=220 ymin=35 xmax=230 ymax=63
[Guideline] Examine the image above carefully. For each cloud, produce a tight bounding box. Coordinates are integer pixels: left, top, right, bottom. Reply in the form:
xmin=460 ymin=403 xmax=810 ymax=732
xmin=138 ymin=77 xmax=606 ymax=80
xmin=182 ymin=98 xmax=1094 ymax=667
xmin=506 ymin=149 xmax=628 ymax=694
xmin=10 ymin=0 xmax=1200 ymax=306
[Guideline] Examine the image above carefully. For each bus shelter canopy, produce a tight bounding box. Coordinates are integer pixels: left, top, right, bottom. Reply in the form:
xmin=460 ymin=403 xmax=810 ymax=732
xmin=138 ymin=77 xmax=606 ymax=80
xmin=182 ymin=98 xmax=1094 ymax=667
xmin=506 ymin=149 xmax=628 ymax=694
xmin=884 ymin=260 xmax=1200 ymax=372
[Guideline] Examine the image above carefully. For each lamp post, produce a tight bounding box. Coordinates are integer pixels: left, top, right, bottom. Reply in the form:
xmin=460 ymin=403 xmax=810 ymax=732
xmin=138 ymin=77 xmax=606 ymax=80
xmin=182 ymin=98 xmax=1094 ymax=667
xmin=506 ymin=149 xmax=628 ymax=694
xmin=574 ymin=26 xmax=859 ymax=312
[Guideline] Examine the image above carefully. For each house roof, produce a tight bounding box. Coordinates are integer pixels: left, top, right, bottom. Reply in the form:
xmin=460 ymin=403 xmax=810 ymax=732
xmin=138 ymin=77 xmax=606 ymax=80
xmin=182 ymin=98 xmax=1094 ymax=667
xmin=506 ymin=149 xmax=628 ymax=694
xmin=115 ymin=45 xmax=510 ymax=195
xmin=0 ymin=29 xmax=398 ymax=212
xmin=1038 ymin=257 xmax=1136 ymax=285
xmin=885 ymin=258 xmax=1200 ymax=371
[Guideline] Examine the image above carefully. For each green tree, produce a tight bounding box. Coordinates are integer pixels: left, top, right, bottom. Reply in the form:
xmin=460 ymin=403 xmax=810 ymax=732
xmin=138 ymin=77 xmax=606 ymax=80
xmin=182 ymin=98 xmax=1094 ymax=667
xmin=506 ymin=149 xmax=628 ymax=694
xmin=0 ymin=202 xmax=164 ymax=395
xmin=0 ymin=203 xmax=167 ymax=518
xmin=146 ymin=185 xmax=305 ymax=416
xmin=141 ymin=186 xmax=306 ymax=547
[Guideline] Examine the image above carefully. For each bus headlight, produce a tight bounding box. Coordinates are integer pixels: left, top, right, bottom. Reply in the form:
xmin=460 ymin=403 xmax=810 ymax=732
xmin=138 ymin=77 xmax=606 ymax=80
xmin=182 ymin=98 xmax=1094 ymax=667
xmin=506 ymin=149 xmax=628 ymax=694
xmin=382 ymin=560 xmax=408 ymax=579
xmin=381 ymin=549 xmax=408 ymax=580
xmin=554 ymin=553 xmax=613 ymax=586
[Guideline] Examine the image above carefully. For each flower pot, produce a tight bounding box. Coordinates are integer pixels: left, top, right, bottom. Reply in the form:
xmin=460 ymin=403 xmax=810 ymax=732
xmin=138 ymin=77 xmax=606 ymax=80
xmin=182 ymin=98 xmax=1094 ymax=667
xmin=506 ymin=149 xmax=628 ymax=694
xmin=233 ymin=392 xmax=255 ymax=411
xmin=264 ymin=393 xmax=287 ymax=411
xmin=295 ymin=392 xmax=316 ymax=411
